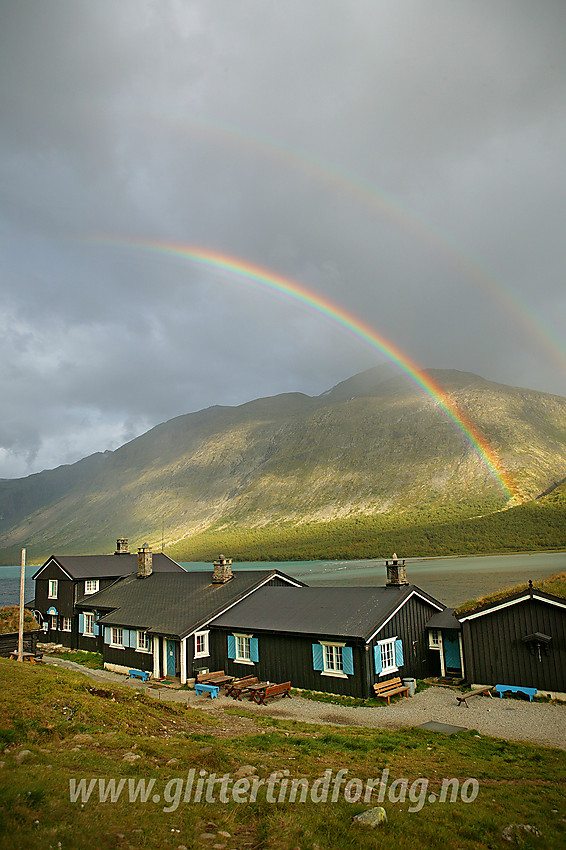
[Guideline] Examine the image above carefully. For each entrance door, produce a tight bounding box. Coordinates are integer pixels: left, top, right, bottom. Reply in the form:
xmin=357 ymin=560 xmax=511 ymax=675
xmin=443 ymin=630 xmax=462 ymax=675
xmin=166 ymin=640 xmax=177 ymax=677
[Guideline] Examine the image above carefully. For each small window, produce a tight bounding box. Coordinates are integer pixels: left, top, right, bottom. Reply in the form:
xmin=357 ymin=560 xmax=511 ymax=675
xmin=324 ymin=644 xmax=343 ymax=673
xmin=83 ymin=612 xmax=95 ymax=636
xmin=111 ymin=627 xmax=124 ymax=647
xmin=62 ymin=617 xmax=72 ymax=632
xmin=429 ymin=629 xmax=441 ymax=649
xmin=84 ymin=580 xmax=99 ymax=595
xmin=51 ymin=615 xmax=58 ymax=630
xmin=48 ymin=580 xmax=58 ymax=599
xmin=137 ymin=630 xmax=151 ymax=652
xmin=236 ymin=634 xmax=251 ymax=662
xmin=194 ymin=631 xmax=209 ymax=658
xmin=376 ymin=637 xmax=400 ymax=676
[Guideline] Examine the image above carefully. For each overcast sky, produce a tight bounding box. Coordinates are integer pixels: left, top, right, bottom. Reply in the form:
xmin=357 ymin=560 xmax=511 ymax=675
xmin=1 ymin=1 xmax=566 ymax=478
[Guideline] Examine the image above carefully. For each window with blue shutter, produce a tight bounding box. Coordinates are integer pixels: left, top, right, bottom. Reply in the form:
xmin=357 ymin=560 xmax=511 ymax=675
xmin=394 ymin=639 xmax=404 ymax=667
xmin=342 ymin=646 xmax=354 ymax=676
xmin=374 ymin=644 xmax=383 ymax=675
xmin=227 ymin=634 xmax=236 ymax=660
xmin=250 ymin=637 xmax=259 ymax=663
xmin=312 ymin=643 xmax=324 ymax=671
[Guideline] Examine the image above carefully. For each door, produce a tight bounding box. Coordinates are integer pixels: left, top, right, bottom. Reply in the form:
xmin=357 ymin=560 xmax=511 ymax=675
xmin=443 ymin=630 xmax=462 ymax=674
xmin=166 ymin=639 xmax=177 ymax=677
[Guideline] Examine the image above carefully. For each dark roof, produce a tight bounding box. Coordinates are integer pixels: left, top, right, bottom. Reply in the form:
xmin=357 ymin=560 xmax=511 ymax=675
xmin=211 ymin=585 xmax=443 ymax=642
xmin=425 ymin=608 xmax=461 ymax=630
xmin=457 ymin=587 xmax=566 ymax=621
xmin=32 ymin=553 xmax=184 ymax=580
xmin=76 ymin=569 xmax=303 ymax=638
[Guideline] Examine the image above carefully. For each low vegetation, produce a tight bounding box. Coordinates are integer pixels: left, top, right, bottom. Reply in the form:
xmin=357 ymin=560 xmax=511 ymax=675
xmin=456 ymin=571 xmax=566 ymax=616
xmin=0 ymin=606 xmax=39 ymax=634
xmin=0 ymin=658 xmax=565 ymax=848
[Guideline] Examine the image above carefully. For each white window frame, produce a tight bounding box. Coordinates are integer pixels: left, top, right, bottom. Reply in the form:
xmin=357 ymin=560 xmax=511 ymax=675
xmin=84 ymin=579 xmax=99 ymax=595
xmin=62 ymin=617 xmax=72 ymax=632
xmin=83 ymin=612 xmax=95 ymax=637
xmin=194 ymin=630 xmax=210 ymax=659
xmin=235 ymin=633 xmax=252 ymax=664
xmin=428 ymin=629 xmax=441 ymax=649
xmin=137 ymin=630 xmax=152 ymax=653
xmin=320 ymin=640 xmax=348 ymax=679
xmin=48 ymin=579 xmax=58 ymax=599
xmin=110 ymin=627 xmax=124 ymax=648
xmin=377 ymin=636 xmax=399 ymax=677
xmin=50 ymin=615 xmax=58 ymax=630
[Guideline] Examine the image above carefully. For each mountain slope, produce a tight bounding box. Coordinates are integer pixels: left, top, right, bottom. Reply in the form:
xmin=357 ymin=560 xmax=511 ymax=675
xmin=1 ymin=368 xmax=566 ymax=563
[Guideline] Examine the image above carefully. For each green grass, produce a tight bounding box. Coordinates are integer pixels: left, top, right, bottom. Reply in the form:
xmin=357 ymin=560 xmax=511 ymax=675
xmin=0 ymin=606 xmax=39 ymax=634
xmin=1 ymin=658 xmax=565 ymax=849
xmin=45 ymin=649 xmax=105 ymax=669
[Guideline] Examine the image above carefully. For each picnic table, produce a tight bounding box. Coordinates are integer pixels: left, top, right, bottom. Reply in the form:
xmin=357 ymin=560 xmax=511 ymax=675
xmin=226 ymin=675 xmax=259 ymax=700
xmin=248 ymin=681 xmax=291 ymax=705
xmin=9 ymin=651 xmax=41 ymax=663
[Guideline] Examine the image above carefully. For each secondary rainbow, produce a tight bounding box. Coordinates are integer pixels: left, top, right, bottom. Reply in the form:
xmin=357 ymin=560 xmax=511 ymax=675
xmin=87 ymin=235 xmax=520 ymax=503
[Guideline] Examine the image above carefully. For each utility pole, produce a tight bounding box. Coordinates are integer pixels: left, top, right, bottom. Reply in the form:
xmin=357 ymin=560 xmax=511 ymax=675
xmin=17 ymin=548 xmax=26 ymax=662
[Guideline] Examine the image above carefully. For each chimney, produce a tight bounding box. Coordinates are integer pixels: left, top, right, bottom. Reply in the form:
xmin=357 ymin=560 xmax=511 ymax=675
xmin=115 ymin=536 xmax=129 ymax=555
xmin=385 ymin=553 xmax=409 ymax=587
xmin=137 ymin=543 xmax=153 ymax=578
xmin=212 ymin=554 xmax=233 ymax=584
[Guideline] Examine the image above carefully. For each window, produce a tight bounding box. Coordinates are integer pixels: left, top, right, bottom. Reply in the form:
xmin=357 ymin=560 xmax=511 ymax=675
xmin=50 ymin=615 xmax=58 ymax=630
xmin=374 ymin=637 xmax=402 ymax=677
xmin=111 ymin=627 xmax=124 ymax=647
xmin=48 ymin=580 xmax=58 ymax=599
xmin=236 ymin=634 xmax=251 ymax=662
xmin=324 ymin=643 xmax=343 ymax=673
xmin=137 ymin=630 xmax=151 ymax=652
xmin=194 ymin=631 xmax=209 ymax=658
xmin=84 ymin=580 xmax=99 ymax=595
xmin=83 ymin=612 xmax=95 ymax=636
xmin=62 ymin=617 xmax=72 ymax=632
xmin=312 ymin=642 xmax=354 ymax=677
xmin=429 ymin=629 xmax=441 ymax=649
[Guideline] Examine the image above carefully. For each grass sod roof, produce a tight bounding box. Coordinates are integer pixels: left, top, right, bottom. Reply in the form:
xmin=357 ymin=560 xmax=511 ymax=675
xmin=455 ymin=571 xmax=566 ymax=617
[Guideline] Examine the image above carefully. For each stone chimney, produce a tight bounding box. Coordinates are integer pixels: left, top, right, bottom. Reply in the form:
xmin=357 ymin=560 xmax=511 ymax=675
xmin=115 ymin=536 xmax=129 ymax=555
xmin=212 ymin=554 xmax=233 ymax=584
xmin=137 ymin=543 xmax=153 ymax=578
xmin=385 ymin=553 xmax=409 ymax=587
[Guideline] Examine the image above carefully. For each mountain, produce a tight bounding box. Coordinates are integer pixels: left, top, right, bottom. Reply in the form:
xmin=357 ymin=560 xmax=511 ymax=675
xmin=1 ymin=367 xmax=566 ymax=564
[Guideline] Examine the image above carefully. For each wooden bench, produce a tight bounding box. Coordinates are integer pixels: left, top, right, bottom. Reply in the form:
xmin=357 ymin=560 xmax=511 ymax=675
xmin=226 ymin=676 xmax=258 ymax=700
xmin=196 ymin=669 xmax=235 ymax=688
xmin=194 ymin=682 xmax=220 ymax=699
xmin=495 ymin=684 xmax=537 ymax=702
xmin=373 ymin=676 xmax=410 ymax=704
xmin=249 ymin=681 xmax=291 ymax=705
xmin=456 ymin=686 xmax=493 ymax=707
xmin=129 ymin=669 xmax=150 ymax=682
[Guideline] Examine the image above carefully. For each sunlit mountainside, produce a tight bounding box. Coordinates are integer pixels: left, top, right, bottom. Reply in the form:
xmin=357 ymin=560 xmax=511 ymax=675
xmin=1 ymin=367 xmax=565 ymax=564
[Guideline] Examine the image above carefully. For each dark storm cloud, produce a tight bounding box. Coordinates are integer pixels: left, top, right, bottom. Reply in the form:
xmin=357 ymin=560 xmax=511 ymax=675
xmin=1 ymin=0 xmax=566 ymax=476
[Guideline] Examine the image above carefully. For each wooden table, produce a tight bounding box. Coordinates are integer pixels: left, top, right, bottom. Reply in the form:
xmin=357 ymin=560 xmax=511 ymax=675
xmin=9 ymin=651 xmax=38 ymax=662
xmin=245 ymin=683 xmax=269 ymax=701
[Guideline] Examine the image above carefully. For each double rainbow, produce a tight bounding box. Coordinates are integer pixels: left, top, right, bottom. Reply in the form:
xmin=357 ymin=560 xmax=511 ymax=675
xmin=87 ymin=235 xmax=520 ymax=503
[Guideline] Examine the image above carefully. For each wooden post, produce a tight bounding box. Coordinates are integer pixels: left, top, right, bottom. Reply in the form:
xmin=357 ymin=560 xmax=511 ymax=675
xmin=17 ymin=548 xmax=26 ymax=662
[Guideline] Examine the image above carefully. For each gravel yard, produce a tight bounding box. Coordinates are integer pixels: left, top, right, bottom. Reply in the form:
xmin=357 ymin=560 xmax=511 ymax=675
xmin=45 ymin=656 xmax=566 ymax=750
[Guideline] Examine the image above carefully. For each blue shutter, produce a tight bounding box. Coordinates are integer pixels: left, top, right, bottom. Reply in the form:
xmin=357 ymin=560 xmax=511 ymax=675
xmin=93 ymin=621 xmax=100 ymax=636
xmin=227 ymin=634 xmax=236 ymax=660
xmin=122 ymin=628 xmax=130 ymax=648
xmin=395 ymin=639 xmax=404 ymax=667
xmin=342 ymin=646 xmax=354 ymax=676
xmin=312 ymin=643 xmax=324 ymax=671
xmin=374 ymin=644 xmax=383 ymax=675
xmin=250 ymin=637 xmax=259 ymax=663
xmin=104 ymin=626 xmax=111 ymax=644
xmin=79 ymin=613 xmax=84 ymax=634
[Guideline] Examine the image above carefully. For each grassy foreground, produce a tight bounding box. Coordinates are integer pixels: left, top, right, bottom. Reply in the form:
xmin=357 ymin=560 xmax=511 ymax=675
xmin=0 ymin=659 xmax=565 ymax=850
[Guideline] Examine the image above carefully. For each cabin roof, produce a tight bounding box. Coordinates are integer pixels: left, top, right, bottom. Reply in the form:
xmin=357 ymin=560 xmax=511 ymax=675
xmin=425 ymin=608 xmax=461 ymax=630
xmin=32 ymin=553 xmax=184 ymax=580
xmin=210 ymin=585 xmax=443 ymax=642
xmin=455 ymin=572 xmax=566 ymax=618
xmin=76 ymin=569 xmax=304 ymax=638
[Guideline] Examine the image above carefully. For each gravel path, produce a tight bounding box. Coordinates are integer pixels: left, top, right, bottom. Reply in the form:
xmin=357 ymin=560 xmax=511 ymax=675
xmin=45 ymin=657 xmax=566 ymax=751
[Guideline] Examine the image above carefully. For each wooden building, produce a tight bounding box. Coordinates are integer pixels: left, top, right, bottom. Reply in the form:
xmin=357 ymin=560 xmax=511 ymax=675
xmin=31 ymin=537 xmax=183 ymax=649
xmin=457 ymin=580 xmax=566 ymax=699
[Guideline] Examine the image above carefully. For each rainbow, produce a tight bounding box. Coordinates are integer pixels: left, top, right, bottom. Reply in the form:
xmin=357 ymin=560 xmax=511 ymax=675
xmin=86 ymin=235 xmax=520 ymax=503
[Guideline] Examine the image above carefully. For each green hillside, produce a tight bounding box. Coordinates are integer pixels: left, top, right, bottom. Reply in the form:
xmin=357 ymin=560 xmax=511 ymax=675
xmin=1 ymin=368 xmax=566 ymax=564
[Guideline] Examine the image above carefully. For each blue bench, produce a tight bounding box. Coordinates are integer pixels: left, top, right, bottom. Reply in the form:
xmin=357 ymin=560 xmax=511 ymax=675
xmin=495 ymin=684 xmax=537 ymax=701
xmin=194 ymin=682 xmax=219 ymax=699
xmin=129 ymin=669 xmax=150 ymax=682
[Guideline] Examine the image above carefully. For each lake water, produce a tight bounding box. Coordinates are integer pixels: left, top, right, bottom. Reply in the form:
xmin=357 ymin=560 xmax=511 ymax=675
xmin=2 ymin=551 xmax=564 ymax=609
